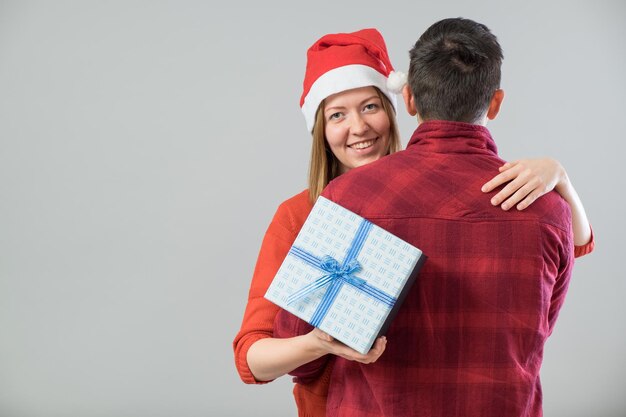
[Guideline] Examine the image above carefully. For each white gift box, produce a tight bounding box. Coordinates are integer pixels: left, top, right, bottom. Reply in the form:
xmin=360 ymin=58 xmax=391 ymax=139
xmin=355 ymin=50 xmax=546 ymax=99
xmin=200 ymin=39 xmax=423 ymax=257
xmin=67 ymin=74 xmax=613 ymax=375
xmin=265 ymin=196 xmax=426 ymax=354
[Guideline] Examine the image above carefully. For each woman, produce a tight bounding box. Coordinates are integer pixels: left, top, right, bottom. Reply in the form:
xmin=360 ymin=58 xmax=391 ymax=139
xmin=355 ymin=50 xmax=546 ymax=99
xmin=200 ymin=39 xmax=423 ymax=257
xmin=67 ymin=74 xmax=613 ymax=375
xmin=233 ymin=28 xmax=593 ymax=417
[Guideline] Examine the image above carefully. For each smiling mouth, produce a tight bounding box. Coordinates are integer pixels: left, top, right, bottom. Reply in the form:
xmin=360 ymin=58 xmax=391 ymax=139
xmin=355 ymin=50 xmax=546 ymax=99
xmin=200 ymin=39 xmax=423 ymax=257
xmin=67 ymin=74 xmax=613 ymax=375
xmin=348 ymin=138 xmax=378 ymax=150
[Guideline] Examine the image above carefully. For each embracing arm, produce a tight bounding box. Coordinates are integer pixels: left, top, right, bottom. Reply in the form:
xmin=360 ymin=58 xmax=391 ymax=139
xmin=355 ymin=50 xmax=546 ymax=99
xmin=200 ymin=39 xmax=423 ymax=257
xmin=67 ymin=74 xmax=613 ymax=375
xmin=248 ymin=328 xmax=386 ymax=382
xmin=553 ymin=170 xmax=592 ymax=247
xmin=481 ymin=158 xmax=592 ymax=247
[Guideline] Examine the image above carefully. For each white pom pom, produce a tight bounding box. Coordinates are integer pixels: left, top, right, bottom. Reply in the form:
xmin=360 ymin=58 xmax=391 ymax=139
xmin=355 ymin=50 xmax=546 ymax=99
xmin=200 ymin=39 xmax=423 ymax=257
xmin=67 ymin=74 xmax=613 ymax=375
xmin=386 ymin=70 xmax=407 ymax=94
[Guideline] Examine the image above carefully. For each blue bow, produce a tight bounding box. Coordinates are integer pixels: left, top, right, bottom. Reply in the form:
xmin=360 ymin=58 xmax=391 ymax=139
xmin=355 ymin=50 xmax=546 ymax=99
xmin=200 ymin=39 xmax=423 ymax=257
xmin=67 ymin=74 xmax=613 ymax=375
xmin=286 ymin=255 xmax=366 ymax=305
xmin=285 ymin=219 xmax=396 ymax=327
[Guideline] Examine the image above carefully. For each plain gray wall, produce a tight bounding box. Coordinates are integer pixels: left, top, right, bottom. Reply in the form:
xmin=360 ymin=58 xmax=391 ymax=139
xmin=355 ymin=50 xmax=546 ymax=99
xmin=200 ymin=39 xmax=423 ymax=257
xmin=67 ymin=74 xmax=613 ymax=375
xmin=0 ymin=1 xmax=624 ymax=416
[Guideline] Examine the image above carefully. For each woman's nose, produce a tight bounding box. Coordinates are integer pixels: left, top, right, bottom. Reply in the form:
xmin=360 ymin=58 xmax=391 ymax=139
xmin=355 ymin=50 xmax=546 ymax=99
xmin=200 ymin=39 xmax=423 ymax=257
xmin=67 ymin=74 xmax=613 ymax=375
xmin=350 ymin=114 xmax=369 ymax=135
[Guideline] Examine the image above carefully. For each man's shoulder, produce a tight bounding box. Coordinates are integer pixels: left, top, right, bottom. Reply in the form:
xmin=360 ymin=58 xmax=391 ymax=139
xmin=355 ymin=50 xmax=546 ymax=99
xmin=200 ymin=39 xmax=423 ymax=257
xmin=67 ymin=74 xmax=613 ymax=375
xmin=324 ymin=151 xmax=408 ymax=196
xmin=521 ymin=190 xmax=572 ymax=234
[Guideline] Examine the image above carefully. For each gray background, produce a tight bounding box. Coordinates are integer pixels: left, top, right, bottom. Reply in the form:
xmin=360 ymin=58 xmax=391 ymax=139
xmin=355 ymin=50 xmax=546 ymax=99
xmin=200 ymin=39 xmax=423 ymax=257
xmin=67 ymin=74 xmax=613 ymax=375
xmin=0 ymin=1 xmax=624 ymax=416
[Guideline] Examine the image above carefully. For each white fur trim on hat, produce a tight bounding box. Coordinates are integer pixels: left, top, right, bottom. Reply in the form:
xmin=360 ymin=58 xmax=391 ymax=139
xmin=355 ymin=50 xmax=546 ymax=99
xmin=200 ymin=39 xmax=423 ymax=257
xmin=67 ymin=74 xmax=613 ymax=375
xmin=386 ymin=70 xmax=407 ymax=94
xmin=301 ymin=64 xmax=398 ymax=132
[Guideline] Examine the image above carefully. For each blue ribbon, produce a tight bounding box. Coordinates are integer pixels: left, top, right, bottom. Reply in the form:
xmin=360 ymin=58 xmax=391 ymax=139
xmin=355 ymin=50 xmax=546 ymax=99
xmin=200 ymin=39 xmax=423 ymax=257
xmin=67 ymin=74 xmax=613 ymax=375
xmin=286 ymin=219 xmax=396 ymax=327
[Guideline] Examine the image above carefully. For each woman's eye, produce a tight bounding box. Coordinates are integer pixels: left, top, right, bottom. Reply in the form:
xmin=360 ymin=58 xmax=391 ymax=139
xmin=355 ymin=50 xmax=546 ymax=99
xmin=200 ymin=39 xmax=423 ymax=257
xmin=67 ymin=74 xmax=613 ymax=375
xmin=328 ymin=112 xmax=343 ymax=121
xmin=363 ymin=103 xmax=378 ymax=112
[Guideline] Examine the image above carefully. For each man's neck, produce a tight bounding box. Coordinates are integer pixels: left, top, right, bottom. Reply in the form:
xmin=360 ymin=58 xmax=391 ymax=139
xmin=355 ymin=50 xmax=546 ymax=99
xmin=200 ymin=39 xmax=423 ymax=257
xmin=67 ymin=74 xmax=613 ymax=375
xmin=417 ymin=115 xmax=488 ymax=127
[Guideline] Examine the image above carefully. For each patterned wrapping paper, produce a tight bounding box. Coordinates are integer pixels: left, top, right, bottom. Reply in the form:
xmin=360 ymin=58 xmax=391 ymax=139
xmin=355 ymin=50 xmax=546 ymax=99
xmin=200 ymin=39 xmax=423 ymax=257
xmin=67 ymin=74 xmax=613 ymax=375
xmin=265 ymin=197 xmax=427 ymax=354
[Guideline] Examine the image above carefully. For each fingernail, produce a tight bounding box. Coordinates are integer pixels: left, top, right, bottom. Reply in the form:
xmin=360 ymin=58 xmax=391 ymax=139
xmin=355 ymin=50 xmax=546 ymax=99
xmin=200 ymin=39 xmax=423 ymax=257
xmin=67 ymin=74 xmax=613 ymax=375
xmin=491 ymin=198 xmax=498 ymax=205
xmin=502 ymin=204 xmax=509 ymax=210
xmin=481 ymin=185 xmax=487 ymax=192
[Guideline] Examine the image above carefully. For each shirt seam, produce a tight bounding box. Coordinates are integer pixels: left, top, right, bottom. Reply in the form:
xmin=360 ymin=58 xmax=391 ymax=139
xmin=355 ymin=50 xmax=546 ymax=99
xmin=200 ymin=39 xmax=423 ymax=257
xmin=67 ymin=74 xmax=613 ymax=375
xmin=361 ymin=214 xmax=572 ymax=235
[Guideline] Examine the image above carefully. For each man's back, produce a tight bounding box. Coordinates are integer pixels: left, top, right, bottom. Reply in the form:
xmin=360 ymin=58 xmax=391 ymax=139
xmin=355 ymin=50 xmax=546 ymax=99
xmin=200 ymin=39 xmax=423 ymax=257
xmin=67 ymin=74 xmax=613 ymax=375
xmin=322 ymin=121 xmax=574 ymax=417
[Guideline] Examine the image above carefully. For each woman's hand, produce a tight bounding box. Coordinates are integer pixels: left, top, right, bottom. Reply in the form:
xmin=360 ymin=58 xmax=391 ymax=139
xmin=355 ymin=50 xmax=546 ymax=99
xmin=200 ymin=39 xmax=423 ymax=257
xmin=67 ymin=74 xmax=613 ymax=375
xmin=481 ymin=158 xmax=566 ymax=211
xmin=307 ymin=328 xmax=387 ymax=364
xmin=481 ymin=157 xmax=592 ymax=246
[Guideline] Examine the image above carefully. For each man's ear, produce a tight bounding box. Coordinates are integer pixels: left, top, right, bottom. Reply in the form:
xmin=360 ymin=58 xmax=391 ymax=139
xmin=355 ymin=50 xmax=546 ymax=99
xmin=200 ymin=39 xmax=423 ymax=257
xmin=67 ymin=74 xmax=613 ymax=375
xmin=487 ymin=89 xmax=505 ymax=120
xmin=402 ymin=84 xmax=418 ymax=116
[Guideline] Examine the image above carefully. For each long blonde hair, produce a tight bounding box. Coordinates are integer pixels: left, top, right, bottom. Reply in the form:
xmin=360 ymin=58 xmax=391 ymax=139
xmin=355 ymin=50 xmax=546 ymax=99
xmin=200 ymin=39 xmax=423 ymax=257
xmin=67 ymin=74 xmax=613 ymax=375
xmin=308 ymin=87 xmax=401 ymax=203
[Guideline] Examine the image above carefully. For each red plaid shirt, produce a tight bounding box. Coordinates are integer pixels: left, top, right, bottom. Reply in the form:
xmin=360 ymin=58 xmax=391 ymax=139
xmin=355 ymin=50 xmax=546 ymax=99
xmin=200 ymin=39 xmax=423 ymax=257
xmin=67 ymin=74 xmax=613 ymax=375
xmin=296 ymin=121 xmax=574 ymax=417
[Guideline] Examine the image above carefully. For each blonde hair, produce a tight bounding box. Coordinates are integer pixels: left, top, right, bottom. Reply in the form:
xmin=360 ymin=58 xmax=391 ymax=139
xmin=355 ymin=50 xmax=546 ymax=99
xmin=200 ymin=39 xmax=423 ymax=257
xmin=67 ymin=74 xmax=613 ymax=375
xmin=308 ymin=87 xmax=401 ymax=203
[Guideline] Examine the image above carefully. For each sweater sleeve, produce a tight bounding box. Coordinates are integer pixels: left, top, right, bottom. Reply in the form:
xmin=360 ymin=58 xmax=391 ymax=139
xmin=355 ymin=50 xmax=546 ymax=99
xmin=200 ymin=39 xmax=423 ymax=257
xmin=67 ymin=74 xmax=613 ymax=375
xmin=232 ymin=200 xmax=302 ymax=384
xmin=574 ymin=225 xmax=594 ymax=258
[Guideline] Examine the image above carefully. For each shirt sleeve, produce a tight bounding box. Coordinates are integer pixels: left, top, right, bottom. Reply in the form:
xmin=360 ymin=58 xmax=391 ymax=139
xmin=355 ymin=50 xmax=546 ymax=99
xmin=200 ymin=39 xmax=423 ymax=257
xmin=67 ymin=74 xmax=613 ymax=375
xmin=544 ymin=222 xmax=575 ymax=336
xmin=232 ymin=203 xmax=300 ymax=384
xmin=574 ymin=225 xmax=594 ymax=258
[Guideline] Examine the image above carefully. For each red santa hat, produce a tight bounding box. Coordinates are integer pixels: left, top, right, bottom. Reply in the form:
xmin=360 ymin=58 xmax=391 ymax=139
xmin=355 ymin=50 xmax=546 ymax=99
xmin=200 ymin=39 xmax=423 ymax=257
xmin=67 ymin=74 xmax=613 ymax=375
xmin=300 ymin=28 xmax=406 ymax=132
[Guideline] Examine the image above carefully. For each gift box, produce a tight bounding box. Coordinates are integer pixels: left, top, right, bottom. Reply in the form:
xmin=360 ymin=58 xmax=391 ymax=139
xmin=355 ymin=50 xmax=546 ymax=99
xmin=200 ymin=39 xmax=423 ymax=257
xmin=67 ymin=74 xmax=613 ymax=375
xmin=265 ymin=196 xmax=426 ymax=354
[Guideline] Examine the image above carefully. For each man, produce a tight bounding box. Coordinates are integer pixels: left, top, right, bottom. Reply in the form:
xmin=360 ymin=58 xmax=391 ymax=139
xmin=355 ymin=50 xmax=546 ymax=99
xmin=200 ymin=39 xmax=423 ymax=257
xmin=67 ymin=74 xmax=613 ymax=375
xmin=319 ymin=18 xmax=574 ymax=416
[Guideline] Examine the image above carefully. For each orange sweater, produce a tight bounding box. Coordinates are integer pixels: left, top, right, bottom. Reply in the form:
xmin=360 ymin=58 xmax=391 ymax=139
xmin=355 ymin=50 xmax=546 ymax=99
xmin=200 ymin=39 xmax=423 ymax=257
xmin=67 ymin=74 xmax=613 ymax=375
xmin=233 ymin=189 xmax=594 ymax=417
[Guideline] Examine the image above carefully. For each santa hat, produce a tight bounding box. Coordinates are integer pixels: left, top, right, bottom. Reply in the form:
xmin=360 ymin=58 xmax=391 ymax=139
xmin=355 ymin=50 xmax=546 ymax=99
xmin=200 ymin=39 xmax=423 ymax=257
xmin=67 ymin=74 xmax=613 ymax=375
xmin=300 ymin=28 xmax=407 ymax=132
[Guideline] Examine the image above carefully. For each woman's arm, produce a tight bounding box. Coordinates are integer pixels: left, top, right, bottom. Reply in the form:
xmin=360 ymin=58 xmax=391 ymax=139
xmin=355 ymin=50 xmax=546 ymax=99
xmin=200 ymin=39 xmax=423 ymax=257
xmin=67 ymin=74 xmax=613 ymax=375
xmin=247 ymin=329 xmax=386 ymax=382
xmin=481 ymin=158 xmax=592 ymax=246
xmin=234 ymin=191 xmax=387 ymax=384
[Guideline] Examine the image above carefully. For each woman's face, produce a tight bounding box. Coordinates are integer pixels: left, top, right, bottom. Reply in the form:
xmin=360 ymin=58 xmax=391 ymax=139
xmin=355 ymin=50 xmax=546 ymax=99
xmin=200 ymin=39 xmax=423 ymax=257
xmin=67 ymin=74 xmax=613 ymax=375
xmin=323 ymin=86 xmax=391 ymax=174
